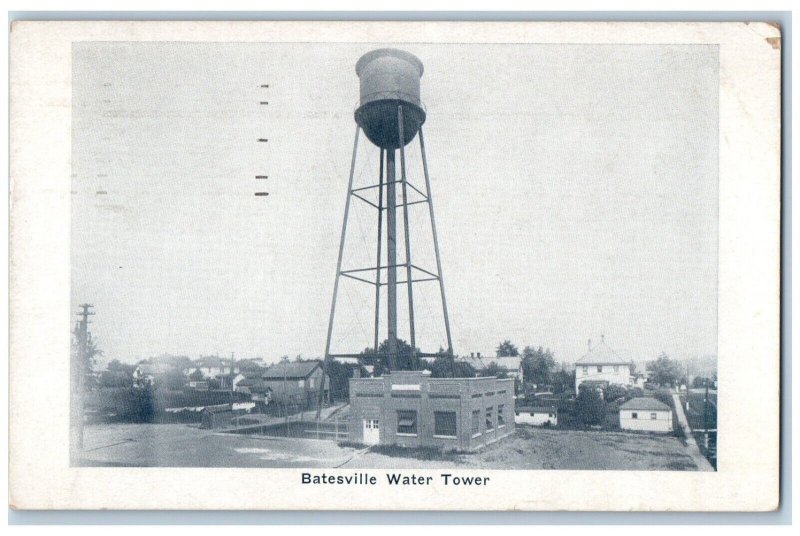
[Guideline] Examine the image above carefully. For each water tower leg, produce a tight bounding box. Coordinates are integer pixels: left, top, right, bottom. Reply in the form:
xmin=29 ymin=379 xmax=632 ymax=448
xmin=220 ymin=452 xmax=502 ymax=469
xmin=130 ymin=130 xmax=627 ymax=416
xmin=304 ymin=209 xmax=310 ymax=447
xmin=373 ymin=149 xmax=384 ymax=353
xmin=397 ymin=105 xmax=417 ymax=370
xmin=386 ymin=149 xmax=398 ymax=370
xmin=318 ymin=125 xmax=360 ymax=420
xmin=419 ymin=128 xmax=455 ymax=374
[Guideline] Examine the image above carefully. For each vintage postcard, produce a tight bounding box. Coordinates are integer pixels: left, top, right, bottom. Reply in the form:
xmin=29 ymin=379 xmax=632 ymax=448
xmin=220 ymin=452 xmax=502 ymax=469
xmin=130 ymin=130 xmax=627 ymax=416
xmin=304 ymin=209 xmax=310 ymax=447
xmin=9 ymin=21 xmax=781 ymax=511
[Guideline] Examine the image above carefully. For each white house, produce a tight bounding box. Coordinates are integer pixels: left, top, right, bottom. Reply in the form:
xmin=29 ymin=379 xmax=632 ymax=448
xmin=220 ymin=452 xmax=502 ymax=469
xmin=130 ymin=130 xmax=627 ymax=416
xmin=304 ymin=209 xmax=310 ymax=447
xmin=514 ymin=405 xmax=558 ymax=426
xmin=574 ymin=336 xmax=632 ymax=395
xmin=190 ymin=355 xmax=238 ymax=379
xmin=619 ymin=397 xmax=673 ymax=432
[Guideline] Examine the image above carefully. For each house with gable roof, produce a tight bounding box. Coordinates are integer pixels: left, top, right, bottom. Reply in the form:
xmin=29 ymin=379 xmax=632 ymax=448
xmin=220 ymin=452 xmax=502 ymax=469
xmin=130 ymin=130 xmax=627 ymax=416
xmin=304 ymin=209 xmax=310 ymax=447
xmin=574 ymin=335 xmax=633 ymax=395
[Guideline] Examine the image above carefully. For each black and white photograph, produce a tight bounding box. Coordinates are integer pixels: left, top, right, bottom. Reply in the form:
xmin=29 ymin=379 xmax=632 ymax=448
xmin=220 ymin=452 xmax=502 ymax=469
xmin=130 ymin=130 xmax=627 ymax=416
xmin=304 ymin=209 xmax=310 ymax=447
xmin=8 ymin=19 xmax=781 ymax=512
xmin=69 ymin=40 xmax=719 ymax=471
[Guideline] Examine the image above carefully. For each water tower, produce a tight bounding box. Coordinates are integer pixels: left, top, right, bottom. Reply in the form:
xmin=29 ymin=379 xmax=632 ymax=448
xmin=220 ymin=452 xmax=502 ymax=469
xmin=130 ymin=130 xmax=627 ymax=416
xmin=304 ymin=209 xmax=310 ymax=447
xmin=322 ymin=48 xmax=454 ymax=374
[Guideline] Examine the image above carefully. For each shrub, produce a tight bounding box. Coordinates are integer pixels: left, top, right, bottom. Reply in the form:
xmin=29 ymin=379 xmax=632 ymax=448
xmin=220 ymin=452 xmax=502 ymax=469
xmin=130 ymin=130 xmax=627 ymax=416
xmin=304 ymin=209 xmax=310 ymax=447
xmin=575 ymin=384 xmax=605 ymax=426
xmin=604 ymin=384 xmax=628 ymax=402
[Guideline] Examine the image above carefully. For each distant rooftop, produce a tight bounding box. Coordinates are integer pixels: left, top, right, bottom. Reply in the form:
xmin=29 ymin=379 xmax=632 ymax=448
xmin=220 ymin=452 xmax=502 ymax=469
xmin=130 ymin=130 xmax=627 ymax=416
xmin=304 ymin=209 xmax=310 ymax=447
xmin=575 ymin=336 xmax=631 ymax=365
xmin=262 ymin=360 xmax=322 ymax=380
xmin=481 ymin=356 xmax=522 ymax=370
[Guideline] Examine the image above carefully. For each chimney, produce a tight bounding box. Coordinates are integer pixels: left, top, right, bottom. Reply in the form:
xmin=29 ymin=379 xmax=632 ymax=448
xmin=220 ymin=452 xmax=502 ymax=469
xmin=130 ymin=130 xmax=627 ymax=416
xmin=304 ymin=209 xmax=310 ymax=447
xmin=477 ymin=352 xmax=481 ymax=358
xmin=588 ymin=339 xmax=592 ymax=352
xmin=601 ymin=334 xmax=605 ymax=343
xmin=471 ymin=352 xmax=474 ymax=358
xmin=354 ymin=368 xmax=361 ymax=379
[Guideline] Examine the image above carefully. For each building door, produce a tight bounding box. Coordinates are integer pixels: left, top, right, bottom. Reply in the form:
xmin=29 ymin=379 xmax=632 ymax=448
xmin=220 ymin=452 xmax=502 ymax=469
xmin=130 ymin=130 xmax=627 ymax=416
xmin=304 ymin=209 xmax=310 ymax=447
xmin=363 ymin=419 xmax=380 ymax=445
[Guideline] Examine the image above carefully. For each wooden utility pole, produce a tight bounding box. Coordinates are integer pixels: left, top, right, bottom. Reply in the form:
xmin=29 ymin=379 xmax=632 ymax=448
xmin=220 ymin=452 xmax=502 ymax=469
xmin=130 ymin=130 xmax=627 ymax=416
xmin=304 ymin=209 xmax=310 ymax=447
xmin=70 ymin=303 xmax=94 ymax=463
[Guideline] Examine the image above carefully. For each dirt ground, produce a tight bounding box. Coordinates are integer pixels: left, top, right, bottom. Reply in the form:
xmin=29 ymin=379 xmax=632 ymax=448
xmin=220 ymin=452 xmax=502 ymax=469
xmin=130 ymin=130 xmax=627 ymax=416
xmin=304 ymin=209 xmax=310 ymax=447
xmin=80 ymin=423 xmax=698 ymax=470
xmin=80 ymin=423 xmax=356 ymax=467
xmin=347 ymin=426 xmax=698 ymax=470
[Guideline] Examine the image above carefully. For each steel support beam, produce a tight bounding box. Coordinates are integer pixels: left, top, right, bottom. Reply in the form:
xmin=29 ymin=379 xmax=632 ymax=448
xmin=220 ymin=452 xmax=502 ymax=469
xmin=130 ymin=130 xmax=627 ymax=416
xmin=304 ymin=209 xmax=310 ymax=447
xmin=398 ymin=105 xmax=417 ymax=370
xmin=386 ymin=148 xmax=398 ymax=370
xmin=373 ymin=149 xmax=384 ymax=352
xmin=318 ymin=125 xmax=360 ymax=418
xmin=419 ymin=127 xmax=455 ymax=374
xmin=341 ymin=263 xmax=407 ymax=275
xmin=340 ymin=272 xmax=376 ymax=285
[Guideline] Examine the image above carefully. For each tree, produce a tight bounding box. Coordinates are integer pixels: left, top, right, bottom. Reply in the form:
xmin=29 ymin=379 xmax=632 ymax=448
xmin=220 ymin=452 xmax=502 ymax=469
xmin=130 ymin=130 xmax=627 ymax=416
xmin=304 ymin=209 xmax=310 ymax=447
xmin=107 ymin=359 xmax=136 ymax=375
xmin=325 ymin=360 xmax=354 ymax=401
xmin=188 ymin=368 xmax=205 ymax=382
xmin=360 ymin=338 xmax=422 ymax=372
xmin=485 ymin=362 xmax=508 ymax=379
xmin=99 ymin=370 xmax=132 ymax=388
xmin=156 ymin=369 xmax=188 ymax=391
xmin=71 ymin=323 xmax=102 ymax=391
xmin=692 ymin=376 xmax=711 ymax=389
xmin=521 ymin=346 xmax=556 ymax=386
xmin=604 ymin=383 xmax=628 ymax=402
xmin=551 ymin=369 xmax=575 ymax=394
xmin=496 ymin=340 xmax=519 ymax=357
xmin=427 ymin=355 xmax=475 ymax=378
xmin=575 ymin=384 xmax=605 ymax=426
xmin=647 ymin=352 xmax=683 ymax=387
xmin=628 ymin=387 xmax=644 ymax=398
xmin=100 ymin=360 xmax=136 ymax=388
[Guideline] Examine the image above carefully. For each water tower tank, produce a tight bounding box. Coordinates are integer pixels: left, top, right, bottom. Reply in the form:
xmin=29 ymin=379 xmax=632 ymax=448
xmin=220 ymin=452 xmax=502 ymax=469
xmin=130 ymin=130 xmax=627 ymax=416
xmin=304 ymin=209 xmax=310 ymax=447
xmin=354 ymin=48 xmax=426 ymax=149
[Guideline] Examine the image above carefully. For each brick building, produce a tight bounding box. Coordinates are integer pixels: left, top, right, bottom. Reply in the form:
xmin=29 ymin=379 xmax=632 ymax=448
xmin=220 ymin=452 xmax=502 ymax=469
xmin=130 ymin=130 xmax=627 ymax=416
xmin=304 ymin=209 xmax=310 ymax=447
xmin=348 ymin=370 xmax=515 ymax=451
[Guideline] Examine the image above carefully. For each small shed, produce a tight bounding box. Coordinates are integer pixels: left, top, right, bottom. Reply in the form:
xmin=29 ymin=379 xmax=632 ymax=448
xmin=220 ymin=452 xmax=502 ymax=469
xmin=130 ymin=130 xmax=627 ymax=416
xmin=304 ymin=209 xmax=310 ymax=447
xmin=200 ymin=404 xmax=234 ymax=429
xmin=515 ymin=405 xmax=558 ymax=426
xmin=619 ymin=397 xmax=673 ymax=432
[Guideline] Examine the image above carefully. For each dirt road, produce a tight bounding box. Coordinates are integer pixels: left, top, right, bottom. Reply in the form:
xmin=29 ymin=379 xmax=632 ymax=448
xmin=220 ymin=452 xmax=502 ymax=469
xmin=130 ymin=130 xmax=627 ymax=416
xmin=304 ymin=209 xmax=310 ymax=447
xmin=672 ymin=393 xmax=714 ymax=471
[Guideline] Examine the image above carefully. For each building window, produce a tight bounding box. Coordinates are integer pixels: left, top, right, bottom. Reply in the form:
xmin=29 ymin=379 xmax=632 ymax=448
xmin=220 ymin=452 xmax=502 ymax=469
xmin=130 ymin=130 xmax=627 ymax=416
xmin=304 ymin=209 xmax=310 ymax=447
xmin=597 ymin=366 xmax=603 ymax=373
xmin=471 ymin=410 xmax=480 ymax=435
xmin=582 ymin=366 xmax=588 ymax=374
xmin=396 ymin=410 xmax=417 ymax=435
xmin=485 ymin=407 xmax=494 ymax=431
xmin=309 ymin=378 xmax=315 ymax=388
xmin=297 ymin=380 xmax=304 ymax=388
xmin=434 ymin=412 xmax=457 ymax=438
xmin=632 ymin=412 xmax=638 ymax=419
xmin=613 ymin=366 xmax=619 ymax=372
xmin=497 ymin=404 xmax=505 ymax=426
xmin=650 ymin=413 xmax=657 ymax=420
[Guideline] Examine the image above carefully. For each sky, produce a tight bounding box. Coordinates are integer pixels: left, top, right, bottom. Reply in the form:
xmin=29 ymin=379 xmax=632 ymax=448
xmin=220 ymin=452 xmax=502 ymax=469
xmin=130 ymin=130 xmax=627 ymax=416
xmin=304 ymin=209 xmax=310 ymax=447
xmin=71 ymin=42 xmax=718 ymax=367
